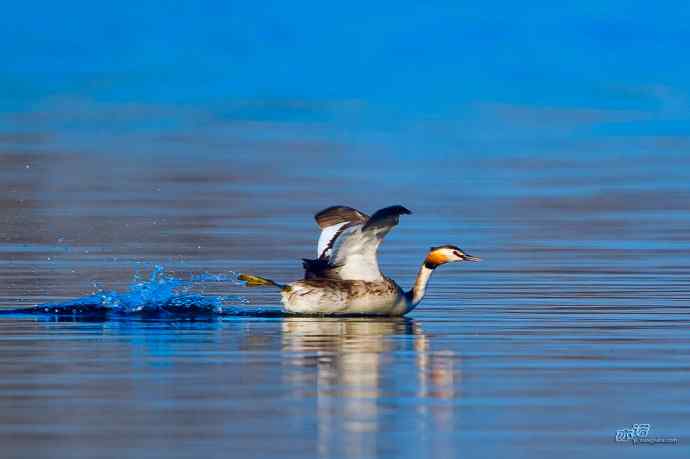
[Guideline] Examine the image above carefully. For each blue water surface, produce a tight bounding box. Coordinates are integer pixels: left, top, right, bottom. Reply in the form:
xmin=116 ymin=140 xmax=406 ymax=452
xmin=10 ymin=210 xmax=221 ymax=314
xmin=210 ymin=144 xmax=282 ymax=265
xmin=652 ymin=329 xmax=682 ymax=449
xmin=1 ymin=2 xmax=690 ymax=459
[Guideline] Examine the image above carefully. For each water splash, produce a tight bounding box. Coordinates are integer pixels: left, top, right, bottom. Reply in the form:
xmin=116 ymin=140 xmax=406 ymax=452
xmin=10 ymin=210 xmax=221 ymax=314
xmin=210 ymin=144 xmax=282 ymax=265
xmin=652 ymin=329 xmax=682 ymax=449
xmin=1 ymin=266 xmax=265 ymax=317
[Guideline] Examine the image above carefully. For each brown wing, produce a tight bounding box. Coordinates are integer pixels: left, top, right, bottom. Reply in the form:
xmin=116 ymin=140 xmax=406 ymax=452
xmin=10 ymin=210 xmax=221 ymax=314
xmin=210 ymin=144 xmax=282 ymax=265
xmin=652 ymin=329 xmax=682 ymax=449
xmin=314 ymin=205 xmax=368 ymax=229
xmin=304 ymin=206 xmax=369 ymax=280
xmin=304 ymin=205 xmax=412 ymax=281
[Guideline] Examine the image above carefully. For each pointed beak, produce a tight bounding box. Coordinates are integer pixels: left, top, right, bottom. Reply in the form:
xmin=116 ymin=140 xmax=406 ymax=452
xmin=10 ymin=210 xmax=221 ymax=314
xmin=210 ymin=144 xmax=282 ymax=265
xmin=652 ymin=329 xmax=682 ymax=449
xmin=462 ymin=253 xmax=481 ymax=262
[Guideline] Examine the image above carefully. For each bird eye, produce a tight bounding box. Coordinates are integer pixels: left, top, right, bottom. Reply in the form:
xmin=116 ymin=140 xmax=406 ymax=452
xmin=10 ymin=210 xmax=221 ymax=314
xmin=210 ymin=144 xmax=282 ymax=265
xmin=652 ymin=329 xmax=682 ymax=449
xmin=453 ymin=250 xmax=462 ymax=257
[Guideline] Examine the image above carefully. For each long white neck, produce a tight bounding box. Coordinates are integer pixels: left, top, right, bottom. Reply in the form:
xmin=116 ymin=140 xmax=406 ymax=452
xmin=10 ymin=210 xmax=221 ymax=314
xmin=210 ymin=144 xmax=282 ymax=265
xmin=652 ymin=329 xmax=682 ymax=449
xmin=406 ymin=262 xmax=436 ymax=309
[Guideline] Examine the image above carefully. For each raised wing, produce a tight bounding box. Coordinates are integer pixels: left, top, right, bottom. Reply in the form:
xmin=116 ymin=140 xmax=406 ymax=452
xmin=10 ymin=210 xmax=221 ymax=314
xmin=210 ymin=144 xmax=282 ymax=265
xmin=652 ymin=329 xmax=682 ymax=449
xmin=314 ymin=206 xmax=368 ymax=259
xmin=303 ymin=205 xmax=411 ymax=281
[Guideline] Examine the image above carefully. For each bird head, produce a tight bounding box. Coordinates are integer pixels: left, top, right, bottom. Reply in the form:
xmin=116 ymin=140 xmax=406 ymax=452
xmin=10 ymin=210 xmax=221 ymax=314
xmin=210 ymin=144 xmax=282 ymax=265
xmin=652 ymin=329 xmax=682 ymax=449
xmin=424 ymin=244 xmax=481 ymax=269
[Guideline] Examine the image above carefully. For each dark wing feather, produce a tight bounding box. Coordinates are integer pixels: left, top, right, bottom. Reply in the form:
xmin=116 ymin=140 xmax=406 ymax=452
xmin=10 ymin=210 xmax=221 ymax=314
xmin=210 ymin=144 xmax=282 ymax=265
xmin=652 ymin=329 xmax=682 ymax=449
xmin=314 ymin=205 xmax=368 ymax=228
xmin=361 ymin=205 xmax=412 ymax=233
xmin=302 ymin=258 xmax=341 ymax=280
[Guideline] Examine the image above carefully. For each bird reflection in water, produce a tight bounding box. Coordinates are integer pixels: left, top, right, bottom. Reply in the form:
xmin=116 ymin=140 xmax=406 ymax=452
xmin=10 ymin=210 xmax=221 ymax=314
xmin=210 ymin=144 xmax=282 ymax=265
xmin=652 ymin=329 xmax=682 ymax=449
xmin=280 ymin=317 xmax=461 ymax=459
xmin=414 ymin=331 xmax=459 ymax=449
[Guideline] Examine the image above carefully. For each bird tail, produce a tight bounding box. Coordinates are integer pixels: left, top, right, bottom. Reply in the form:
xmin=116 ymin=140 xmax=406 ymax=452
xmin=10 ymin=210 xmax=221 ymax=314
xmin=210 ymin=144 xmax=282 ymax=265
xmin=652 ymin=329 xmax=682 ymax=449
xmin=238 ymin=273 xmax=289 ymax=291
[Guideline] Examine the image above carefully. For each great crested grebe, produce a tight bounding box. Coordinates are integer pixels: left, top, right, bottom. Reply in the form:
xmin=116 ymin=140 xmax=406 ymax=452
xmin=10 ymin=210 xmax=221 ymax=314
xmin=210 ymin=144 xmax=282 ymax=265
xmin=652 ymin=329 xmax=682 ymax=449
xmin=239 ymin=205 xmax=480 ymax=316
